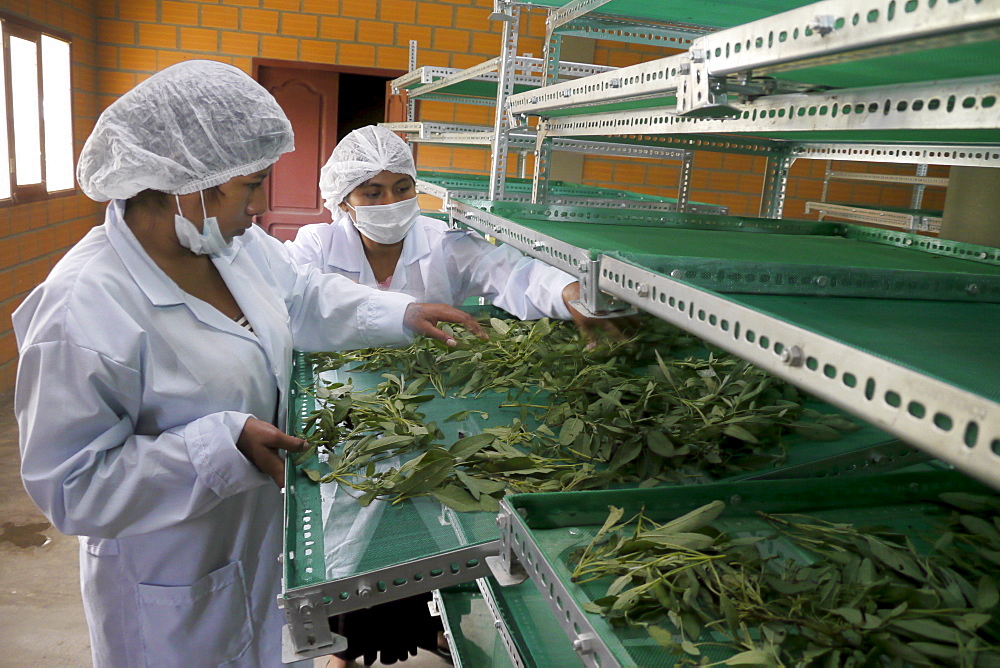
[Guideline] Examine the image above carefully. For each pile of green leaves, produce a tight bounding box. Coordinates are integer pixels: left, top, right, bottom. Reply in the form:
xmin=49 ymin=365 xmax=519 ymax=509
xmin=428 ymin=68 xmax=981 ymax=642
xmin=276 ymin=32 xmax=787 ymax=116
xmin=300 ymin=316 xmax=859 ymax=511
xmin=572 ymin=494 xmax=1000 ymax=666
xmin=296 ymin=373 xmax=592 ymax=512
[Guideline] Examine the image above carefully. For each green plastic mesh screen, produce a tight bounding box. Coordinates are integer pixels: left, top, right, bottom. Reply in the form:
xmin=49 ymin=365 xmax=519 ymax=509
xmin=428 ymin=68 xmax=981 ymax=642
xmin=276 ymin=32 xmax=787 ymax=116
xmin=439 ymin=586 xmax=518 ymax=668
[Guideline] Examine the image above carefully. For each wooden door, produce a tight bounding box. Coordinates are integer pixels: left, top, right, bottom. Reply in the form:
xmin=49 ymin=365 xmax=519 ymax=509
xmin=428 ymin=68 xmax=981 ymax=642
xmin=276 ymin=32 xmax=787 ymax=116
xmin=256 ymin=67 xmax=340 ymax=242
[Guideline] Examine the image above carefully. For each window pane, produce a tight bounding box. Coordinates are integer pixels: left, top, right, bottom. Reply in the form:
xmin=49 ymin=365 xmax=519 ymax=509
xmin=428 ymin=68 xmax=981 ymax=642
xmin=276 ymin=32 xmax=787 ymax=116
xmin=0 ymin=22 xmax=10 ymax=200
xmin=10 ymin=35 xmax=42 ymax=186
xmin=42 ymin=35 xmax=73 ymax=191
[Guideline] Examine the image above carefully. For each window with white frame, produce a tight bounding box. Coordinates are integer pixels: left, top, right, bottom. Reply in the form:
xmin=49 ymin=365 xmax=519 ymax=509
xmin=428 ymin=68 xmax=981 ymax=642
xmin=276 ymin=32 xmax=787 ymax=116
xmin=1 ymin=15 xmax=74 ymax=203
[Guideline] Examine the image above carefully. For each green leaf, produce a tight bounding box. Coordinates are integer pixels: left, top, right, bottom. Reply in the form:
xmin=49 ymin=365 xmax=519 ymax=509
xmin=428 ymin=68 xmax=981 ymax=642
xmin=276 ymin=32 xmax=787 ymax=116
xmin=891 ymin=618 xmax=959 ymax=643
xmin=830 ymin=607 xmax=862 ymax=626
xmin=976 ymin=575 xmax=999 ymax=610
xmin=596 ymin=506 xmax=625 ymax=541
xmin=392 ymin=457 xmax=455 ymax=498
xmin=654 ymin=501 xmax=726 ymax=535
xmin=646 ymin=625 xmax=679 ymax=651
xmin=646 ymin=431 xmax=676 ymax=457
xmin=722 ymin=424 xmax=759 ymax=443
xmin=449 ymin=433 xmax=495 ymax=460
xmin=431 ymin=484 xmax=483 ymax=513
xmin=490 ymin=318 xmax=511 ymax=336
xmin=724 ymin=649 xmax=773 ymax=666
xmin=559 ymin=417 xmax=585 ymax=446
xmin=789 ymin=422 xmax=843 ymax=441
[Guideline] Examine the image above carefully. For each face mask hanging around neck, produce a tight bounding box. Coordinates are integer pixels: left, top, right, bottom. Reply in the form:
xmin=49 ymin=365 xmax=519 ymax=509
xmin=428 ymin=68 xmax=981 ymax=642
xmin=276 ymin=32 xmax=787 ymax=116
xmin=174 ymin=192 xmax=231 ymax=255
xmin=346 ymin=197 xmax=420 ymax=245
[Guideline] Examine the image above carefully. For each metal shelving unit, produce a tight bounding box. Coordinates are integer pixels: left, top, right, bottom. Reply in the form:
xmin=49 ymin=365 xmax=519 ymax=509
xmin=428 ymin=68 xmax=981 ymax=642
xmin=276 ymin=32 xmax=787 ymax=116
xmin=281 ymin=2 xmax=1000 ymax=665
xmin=446 ymin=0 xmax=1000 ymax=479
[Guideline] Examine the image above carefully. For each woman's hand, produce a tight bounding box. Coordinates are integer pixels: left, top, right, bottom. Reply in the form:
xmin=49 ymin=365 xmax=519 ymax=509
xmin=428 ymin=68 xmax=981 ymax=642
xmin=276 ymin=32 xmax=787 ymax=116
xmin=403 ymin=303 xmax=489 ymax=347
xmin=236 ymin=417 xmax=307 ymax=488
xmin=562 ymin=282 xmax=638 ymax=351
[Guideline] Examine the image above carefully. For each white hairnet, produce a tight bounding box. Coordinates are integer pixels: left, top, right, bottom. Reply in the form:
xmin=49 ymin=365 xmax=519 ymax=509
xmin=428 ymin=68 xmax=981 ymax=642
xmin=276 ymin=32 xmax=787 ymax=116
xmin=319 ymin=125 xmax=416 ymax=211
xmin=77 ymin=59 xmax=294 ymax=201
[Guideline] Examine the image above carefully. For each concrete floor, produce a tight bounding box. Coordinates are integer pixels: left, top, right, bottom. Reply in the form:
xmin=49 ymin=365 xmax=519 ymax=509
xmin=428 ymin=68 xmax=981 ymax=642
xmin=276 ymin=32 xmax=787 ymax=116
xmin=0 ymin=395 xmax=449 ymax=667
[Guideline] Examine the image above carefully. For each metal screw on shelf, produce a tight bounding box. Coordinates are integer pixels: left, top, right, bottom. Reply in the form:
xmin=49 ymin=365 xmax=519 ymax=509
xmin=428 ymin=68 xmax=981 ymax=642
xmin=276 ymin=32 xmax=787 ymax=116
xmin=357 ymin=585 xmax=371 ymax=598
xmin=670 ymin=269 xmax=685 ymax=279
xmin=729 ymin=494 xmax=744 ymax=506
xmin=966 ymin=284 xmax=980 ymax=295
xmin=780 ymin=345 xmax=803 ymax=367
xmin=635 ymin=283 xmax=650 ymax=297
xmin=904 ymin=238 xmax=913 ymax=246
xmin=496 ymin=514 xmax=508 ymax=528
xmin=572 ymin=634 xmax=596 ymax=654
xmin=815 ymin=275 xmax=829 ymax=287
xmin=532 ymin=240 xmax=546 ymax=250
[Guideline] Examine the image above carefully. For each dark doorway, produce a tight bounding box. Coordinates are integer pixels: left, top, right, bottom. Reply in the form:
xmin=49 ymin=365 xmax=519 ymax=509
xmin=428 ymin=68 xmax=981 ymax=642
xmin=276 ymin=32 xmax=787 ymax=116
xmin=338 ymin=73 xmax=392 ymax=141
xmin=254 ymin=62 xmax=402 ymax=242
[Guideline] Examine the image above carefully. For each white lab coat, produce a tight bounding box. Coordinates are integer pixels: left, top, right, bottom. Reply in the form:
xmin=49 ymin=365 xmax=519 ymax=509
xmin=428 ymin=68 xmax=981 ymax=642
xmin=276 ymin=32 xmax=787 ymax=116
xmin=12 ymin=200 xmax=416 ymax=667
xmin=284 ymin=214 xmax=575 ymax=320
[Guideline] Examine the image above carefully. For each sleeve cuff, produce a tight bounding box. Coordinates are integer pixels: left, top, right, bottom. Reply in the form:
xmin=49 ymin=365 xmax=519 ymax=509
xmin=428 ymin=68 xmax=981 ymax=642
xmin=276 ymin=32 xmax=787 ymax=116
xmin=184 ymin=411 xmax=270 ymax=498
xmin=361 ymin=290 xmax=416 ymax=347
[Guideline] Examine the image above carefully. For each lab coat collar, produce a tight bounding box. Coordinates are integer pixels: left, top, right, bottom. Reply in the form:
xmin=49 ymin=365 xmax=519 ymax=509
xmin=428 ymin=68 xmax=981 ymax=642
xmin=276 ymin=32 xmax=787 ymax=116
xmin=105 ymin=200 xmax=186 ymax=307
xmin=103 ymin=200 xmax=259 ymax=343
xmin=323 ymin=214 xmax=433 ymax=284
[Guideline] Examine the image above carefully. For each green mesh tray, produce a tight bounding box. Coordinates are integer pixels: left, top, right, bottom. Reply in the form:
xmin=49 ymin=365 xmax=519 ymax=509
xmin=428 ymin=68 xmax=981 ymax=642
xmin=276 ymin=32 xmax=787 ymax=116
xmin=419 ymin=171 xmax=677 ymax=203
xmin=439 ymin=585 xmax=519 ymax=668
xmin=284 ymin=334 xmax=904 ymax=593
xmin=504 ymin=469 xmax=993 ymax=667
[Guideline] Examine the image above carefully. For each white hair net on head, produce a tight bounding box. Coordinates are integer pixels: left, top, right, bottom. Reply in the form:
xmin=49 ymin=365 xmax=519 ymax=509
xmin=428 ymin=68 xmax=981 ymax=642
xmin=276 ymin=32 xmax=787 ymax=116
xmin=77 ymin=59 xmax=294 ymax=201
xmin=319 ymin=125 xmax=416 ymax=212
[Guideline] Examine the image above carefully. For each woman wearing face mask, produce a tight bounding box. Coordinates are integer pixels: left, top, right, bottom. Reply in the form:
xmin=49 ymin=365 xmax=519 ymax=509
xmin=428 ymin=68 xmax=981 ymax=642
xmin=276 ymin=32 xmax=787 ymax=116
xmin=286 ymin=125 xmax=629 ymax=346
xmin=286 ymin=126 xmax=633 ymax=667
xmin=12 ymin=61 xmax=485 ymax=668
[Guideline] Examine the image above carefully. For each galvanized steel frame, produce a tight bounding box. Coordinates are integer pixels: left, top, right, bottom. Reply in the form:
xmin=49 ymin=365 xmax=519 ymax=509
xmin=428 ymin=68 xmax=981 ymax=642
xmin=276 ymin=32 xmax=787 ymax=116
xmin=280 ymin=540 xmax=502 ymax=659
xmin=538 ymin=76 xmax=1000 ymax=137
xmin=790 ymin=142 xmax=1000 ymax=167
xmin=805 ymin=201 xmax=942 ymax=233
xmin=553 ymin=15 xmax=708 ymax=49
xmin=507 ymin=0 xmax=1000 ymax=117
xmin=491 ymin=502 xmax=620 ymax=668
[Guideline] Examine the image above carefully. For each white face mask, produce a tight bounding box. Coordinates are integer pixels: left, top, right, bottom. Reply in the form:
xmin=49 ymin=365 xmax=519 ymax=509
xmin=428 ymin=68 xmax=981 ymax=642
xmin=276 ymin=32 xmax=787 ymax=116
xmin=174 ymin=192 xmax=232 ymax=256
xmin=346 ymin=197 xmax=419 ymax=245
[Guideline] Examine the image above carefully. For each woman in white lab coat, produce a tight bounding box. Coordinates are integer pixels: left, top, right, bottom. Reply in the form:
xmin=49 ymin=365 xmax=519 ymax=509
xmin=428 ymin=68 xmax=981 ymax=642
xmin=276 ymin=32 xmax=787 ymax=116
xmin=286 ymin=126 xmax=631 ymax=666
xmin=12 ymin=60 xmax=483 ymax=668
xmin=285 ymin=125 xmax=628 ymax=345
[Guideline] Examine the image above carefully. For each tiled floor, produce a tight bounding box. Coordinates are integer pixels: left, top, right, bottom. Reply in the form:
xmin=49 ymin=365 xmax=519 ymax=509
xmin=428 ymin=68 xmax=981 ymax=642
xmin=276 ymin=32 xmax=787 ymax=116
xmin=0 ymin=395 xmax=448 ymax=667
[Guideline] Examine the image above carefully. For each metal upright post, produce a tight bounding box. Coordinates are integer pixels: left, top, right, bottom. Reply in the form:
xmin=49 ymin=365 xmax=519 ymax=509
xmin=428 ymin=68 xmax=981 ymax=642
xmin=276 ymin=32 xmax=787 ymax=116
xmin=676 ymin=150 xmax=693 ymax=212
xmin=488 ymin=3 xmax=520 ymax=201
xmin=760 ymin=149 xmax=794 ymax=219
xmin=531 ymin=131 xmax=553 ymax=204
xmin=407 ymin=40 xmax=418 ymax=122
